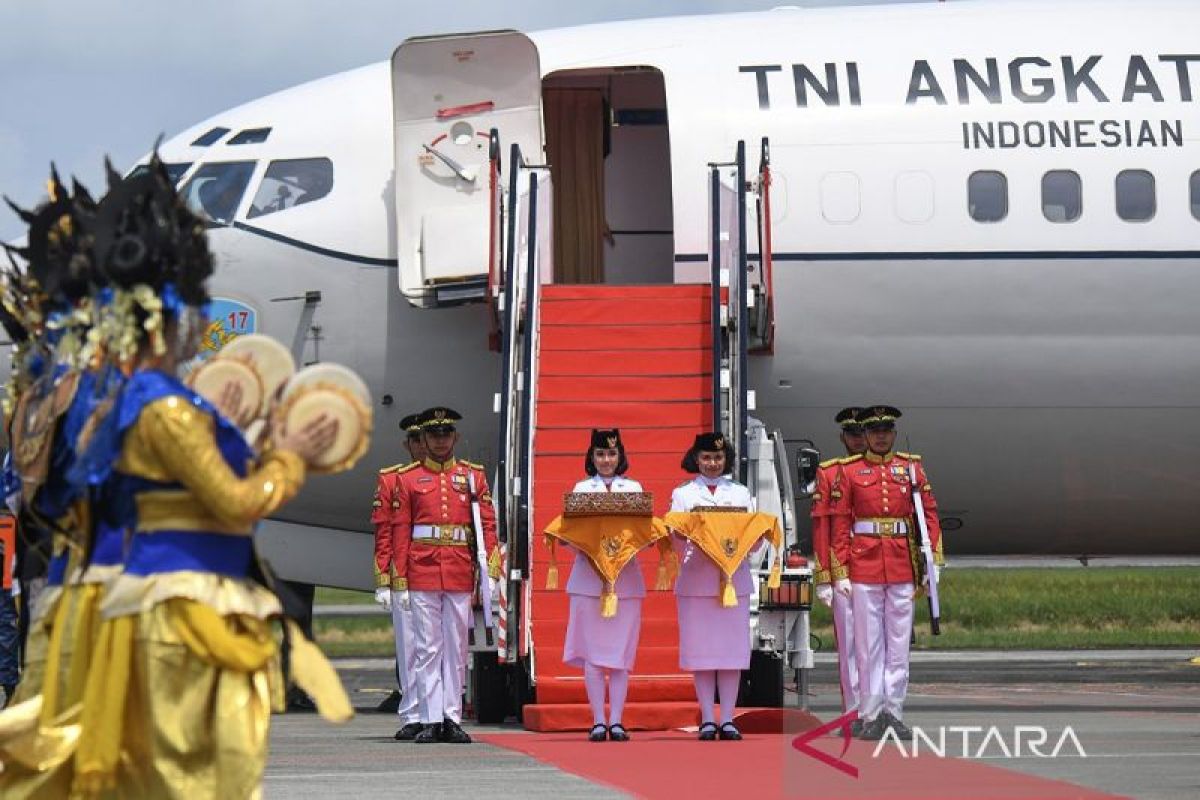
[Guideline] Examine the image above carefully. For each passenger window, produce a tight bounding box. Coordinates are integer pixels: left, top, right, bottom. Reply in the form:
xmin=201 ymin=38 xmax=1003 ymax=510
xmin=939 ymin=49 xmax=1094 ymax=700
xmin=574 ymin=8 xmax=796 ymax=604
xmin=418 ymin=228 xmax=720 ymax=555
xmin=1190 ymin=171 xmax=1200 ymax=220
xmin=1115 ymin=170 xmax=1155 ymax=222
xmin=1041 ymin=170 xmax=1081 ymax=223
xmin=894 ymin=171 xmax=934 ymax=224
xmin=179 ymin=161 xmax=256 ymax=226
xmin=820 ymin=172 xmax=860 ymax=224
xmin=247 ymin=158 xmax=333 ymax=219
xmin=968 ymin=171 xmax=1008 ymax=223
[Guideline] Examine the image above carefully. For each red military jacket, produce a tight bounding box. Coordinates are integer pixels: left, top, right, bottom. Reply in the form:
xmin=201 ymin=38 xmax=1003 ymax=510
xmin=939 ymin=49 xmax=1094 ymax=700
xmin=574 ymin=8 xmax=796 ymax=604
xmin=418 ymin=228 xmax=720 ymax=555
xmin=830 ymin=452 xmax=944 ymax=586
xmin=371 ymin=462 xmax=410 ymax=589
xmin=810 ymin=457 xmax=852 ymax=586
xmin=390 ymin=457 xmax=500 ymax=592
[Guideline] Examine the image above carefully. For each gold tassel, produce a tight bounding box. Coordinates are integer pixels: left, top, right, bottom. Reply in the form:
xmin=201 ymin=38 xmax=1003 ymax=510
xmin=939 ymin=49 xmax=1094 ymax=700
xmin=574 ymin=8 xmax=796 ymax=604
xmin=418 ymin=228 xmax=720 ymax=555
xmin=601 ymin=585 xmax=618 ymax=618
xmin=655 ymin=539 xmax=678 ymax=591
xmin=767 ymin=557 xmax=782 ymax=589
xmin=545 ymin=535 xmax=559 ymax=590
xmin=721 ymin=578 xmax=737 ymax=607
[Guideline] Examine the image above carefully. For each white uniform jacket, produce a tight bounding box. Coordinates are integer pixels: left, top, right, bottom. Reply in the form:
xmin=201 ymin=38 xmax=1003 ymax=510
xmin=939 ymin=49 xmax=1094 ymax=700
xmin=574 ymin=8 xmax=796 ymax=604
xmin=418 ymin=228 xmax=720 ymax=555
xmin=669 ymin=476 xmax=758 ymax=598
xmin=564 ymin=475 xmax=647 ymax=598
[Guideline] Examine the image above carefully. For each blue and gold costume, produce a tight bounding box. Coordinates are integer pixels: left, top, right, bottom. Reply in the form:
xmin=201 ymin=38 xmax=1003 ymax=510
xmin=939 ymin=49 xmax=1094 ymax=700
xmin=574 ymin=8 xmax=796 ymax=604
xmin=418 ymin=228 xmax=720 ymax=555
xmin=73 ymin=370 xmax=308 ymax=796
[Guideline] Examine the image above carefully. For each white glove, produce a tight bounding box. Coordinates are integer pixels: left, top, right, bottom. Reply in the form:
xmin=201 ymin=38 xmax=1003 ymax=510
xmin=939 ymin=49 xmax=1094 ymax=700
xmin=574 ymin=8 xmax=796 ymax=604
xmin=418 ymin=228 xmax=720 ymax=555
xmin=396 ymin=589 xmax=411 ymax=611
xmin=374 ymin=587 xmax=392 ymax=611
xmin=924 ymin=564 xmax=943 ymax=587
xmin=834 ymin=578 xmax=852 ymax=599
xmin=815 ymin=584 xmax=834 ymax=608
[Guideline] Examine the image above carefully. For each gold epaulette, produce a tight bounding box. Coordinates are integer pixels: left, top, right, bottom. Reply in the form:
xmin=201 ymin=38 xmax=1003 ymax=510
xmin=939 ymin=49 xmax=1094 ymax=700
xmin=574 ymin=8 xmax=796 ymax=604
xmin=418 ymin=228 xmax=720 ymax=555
xmin=395 ymin=462 xmax=421 ymax=474
xmin=896 ymin=452 xmax=922 ymax=461
xmin=840 ymin=454 xmax=864 ymax=464
xmin=378 ymin=461 xmax=412 ymax=474
xmin=819 ymin=457 xmax=842 ymax=469
xmin=460 ymin=459 xmax=485 ymax=470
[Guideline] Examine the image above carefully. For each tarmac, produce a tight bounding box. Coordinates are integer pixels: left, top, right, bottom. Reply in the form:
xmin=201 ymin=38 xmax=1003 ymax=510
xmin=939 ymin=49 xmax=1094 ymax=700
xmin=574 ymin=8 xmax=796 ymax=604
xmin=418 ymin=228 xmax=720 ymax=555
xmin=265 ymin=649 xmax=1200 ymax=800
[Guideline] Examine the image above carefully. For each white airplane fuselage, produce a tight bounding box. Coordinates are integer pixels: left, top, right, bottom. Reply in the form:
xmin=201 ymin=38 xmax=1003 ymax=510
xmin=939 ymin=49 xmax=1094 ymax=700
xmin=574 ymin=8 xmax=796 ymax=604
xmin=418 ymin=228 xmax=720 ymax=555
xmin=145 ymin=0 xmax=1199 ymax=565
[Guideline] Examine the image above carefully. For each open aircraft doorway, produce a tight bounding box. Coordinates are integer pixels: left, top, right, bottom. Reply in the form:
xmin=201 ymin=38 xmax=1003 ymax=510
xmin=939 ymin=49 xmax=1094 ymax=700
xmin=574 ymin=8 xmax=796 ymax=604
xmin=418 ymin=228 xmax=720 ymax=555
xmin=543 ymin=67 xmax=674 ymax=285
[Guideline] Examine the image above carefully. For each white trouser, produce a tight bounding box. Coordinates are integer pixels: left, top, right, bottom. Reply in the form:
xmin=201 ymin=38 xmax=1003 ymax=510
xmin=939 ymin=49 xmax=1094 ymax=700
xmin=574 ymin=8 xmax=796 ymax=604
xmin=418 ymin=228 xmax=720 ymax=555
xmin=410 ymin=590 xmax=471 ymax=724
xmin=831 ymin=588 xmax=859 ymax=714
xmin=852 ymin=582 xmax=914 ymax=722
xmin=390 ymin=591 xmax=420 ymax=724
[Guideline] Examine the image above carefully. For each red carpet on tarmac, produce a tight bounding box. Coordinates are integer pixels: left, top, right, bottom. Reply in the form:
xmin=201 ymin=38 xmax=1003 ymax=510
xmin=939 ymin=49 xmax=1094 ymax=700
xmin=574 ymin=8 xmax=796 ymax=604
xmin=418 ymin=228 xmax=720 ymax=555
xmin=477 ymin=724 xmax=1127 ymax=800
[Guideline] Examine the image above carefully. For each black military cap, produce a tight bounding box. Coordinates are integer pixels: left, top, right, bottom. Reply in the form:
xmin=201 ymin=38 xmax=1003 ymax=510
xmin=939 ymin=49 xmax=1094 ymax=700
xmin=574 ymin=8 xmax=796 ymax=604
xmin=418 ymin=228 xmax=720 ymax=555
xmin=417 ymin=406 xmax=462 ymax=433
xmin=585 ymin=428 xmax=629 ymax=476
xmin=856 ymin=405 xmax=902 ymax=430
xmin=835 ymin=407 xmax=865 ymax=434
xmin=399 ymin=414 xmax=422 ymax=435
xmin=681 ymin=431 xmax=735 ymax=474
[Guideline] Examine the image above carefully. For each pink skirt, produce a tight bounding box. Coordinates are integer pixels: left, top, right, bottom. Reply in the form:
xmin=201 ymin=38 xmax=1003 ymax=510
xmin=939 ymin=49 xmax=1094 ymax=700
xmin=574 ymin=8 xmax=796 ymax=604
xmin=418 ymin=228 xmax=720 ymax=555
xmin=563 ymin=595 xmax=642 ymax=670
xmin=676 ymin=594 xmax=751 ymax=671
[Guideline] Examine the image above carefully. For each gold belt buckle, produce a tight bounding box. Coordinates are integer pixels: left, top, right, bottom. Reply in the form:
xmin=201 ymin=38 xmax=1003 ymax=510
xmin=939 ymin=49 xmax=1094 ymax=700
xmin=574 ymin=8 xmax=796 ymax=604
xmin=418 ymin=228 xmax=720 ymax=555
xmin=440 ymin=526 xmax=454 ymax=542
xmin=878 ymin=519 xmax=897 ymax=536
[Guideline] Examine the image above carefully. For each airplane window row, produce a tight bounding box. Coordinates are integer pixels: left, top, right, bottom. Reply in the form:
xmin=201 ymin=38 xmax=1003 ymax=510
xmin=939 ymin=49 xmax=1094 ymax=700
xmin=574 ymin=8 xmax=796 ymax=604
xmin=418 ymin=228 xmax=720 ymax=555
xmin=176 ymin=158 xmax=333 ymax=226
xmin=968 ymin=169 xmax=1200 ymax=224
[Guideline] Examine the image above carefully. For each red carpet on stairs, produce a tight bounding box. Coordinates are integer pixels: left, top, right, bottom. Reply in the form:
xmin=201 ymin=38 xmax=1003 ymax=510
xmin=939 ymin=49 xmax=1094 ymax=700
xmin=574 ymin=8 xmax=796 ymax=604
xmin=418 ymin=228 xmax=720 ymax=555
xmin=523 ymin=284 xmax=714 ymax=732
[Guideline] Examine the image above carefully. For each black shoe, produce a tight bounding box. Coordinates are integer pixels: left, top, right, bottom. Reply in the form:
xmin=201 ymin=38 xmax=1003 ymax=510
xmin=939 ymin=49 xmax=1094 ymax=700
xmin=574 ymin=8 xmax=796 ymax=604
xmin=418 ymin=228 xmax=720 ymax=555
xmin=858 ymin=717 xmax=885 ymax=741
xmin=377 ymin=690 xmax=403 ymax=714
xmin=286 ymin=686 xmax=317 ymax=713
xmin=394 ymin=722 xmax=424 ymax=741
xmin=882 ymin=711 xmax=913 ymax=741
xmin=414 ymin=723 xmax=442 ymax=743
xmin=698 ymin=722 xmax=718 ymax=741
xmin=718 ymin=722 xmax=743 ymax=741
xmin=608 ymin=724 xmax=630 ymax=742
xmin=440 ymin=718 xmax=472 ymax=744
xmin=588 ymin=723 xmax=608 ymax=742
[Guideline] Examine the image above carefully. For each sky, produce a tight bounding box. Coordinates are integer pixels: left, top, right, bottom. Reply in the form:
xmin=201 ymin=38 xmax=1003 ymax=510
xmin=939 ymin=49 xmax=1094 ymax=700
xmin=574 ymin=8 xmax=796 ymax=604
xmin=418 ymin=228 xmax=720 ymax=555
xmin=0 ymin=0 xmax=931 ymax=240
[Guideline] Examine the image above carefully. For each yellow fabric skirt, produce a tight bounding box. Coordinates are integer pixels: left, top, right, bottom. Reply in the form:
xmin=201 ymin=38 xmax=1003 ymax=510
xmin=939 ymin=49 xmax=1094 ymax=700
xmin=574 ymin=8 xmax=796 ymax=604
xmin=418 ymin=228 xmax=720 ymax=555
xmin=73 ymin=582 xmax=283 ymax=800
xmin=0 ymin=581 xmax=104 ymax=798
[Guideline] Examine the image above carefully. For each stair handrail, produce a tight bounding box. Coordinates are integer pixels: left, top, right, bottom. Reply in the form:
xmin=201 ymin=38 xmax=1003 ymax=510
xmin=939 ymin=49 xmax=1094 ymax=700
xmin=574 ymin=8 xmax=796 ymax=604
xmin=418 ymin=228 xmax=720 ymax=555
xmin=486 ymin=127 xmax=504 ymax=351
xmin=707 ymin=140 xmax=751 ymax=484
xmin=752 ymin=136 xmax=776 ymax=353
xmin=771 ymin=428 xmax=797 ymax=548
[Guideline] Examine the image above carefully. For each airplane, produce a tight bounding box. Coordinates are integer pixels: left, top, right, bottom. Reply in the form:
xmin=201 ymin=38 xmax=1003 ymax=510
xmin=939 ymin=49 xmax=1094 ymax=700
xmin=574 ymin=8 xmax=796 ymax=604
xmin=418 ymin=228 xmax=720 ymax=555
xmin=9 ymin=0 xmax=1200 ymax=596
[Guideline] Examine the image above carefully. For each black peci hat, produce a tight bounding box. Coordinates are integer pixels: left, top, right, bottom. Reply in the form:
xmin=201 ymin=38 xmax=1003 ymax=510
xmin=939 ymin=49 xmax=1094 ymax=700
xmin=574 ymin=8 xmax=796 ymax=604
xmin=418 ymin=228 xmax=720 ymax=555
xmin=584 ymin=428 xmax=629 ymax=476
xmin=681 ymin=431 xmax=735 ymax=474
xmin=856 ymin=405 xmax=902 ymax=431
xmin=417 ymin=406 xmax=461 ymax=433
xmin=835 ymin=407 xmax=865 ymax=434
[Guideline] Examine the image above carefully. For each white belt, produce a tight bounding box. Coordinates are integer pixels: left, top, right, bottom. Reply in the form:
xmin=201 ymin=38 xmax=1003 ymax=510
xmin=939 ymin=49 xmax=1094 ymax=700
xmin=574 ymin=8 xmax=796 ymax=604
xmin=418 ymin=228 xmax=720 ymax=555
xmin=413 ymin=524 xmax=471 ymax=543
xmin=853 ymin=519 xmax=909 ymax=536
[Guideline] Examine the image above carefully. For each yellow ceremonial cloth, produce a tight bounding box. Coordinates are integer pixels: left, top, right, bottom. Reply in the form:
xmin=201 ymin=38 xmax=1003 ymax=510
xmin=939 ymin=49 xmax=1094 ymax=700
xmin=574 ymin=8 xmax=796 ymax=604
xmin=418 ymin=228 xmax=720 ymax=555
xmin=543 ymin=514 xmax=672 ymax=616
xmin=664 ymin=511 xmax=784 ymax=605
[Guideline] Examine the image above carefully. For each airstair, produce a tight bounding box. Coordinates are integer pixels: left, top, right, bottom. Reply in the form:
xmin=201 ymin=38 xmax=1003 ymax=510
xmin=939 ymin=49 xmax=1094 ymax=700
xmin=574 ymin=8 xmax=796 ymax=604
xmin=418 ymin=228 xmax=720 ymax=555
xmin=476 ymin=139 xmax=813 ymax=729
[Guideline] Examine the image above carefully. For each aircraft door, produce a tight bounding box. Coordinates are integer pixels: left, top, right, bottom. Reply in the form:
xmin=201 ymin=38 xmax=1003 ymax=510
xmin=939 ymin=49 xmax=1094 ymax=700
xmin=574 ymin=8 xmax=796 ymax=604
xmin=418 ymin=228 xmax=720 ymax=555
xmin=391 ymin=31 xmax=543 ymax=305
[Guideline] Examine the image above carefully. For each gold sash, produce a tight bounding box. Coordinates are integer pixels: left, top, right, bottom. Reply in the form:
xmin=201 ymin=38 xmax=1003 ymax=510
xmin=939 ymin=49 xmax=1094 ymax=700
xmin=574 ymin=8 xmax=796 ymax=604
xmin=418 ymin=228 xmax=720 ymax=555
xmin=543 ymin=514 xmax=674 ymax=617
xmin=664 ymin=511 xmax=783 ymax=606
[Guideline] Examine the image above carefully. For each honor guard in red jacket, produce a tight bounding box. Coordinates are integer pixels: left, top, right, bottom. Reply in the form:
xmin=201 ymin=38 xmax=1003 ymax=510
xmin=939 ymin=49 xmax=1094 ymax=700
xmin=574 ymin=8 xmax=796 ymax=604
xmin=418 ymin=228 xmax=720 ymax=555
xmin=830 ymin=405 xmax=944 ymax=742
xmin=390 ymin=406 xmax=500 ymax=744
xmin=810 ymin=407 xmax=867 ymax=735
xmin=371 ymin=413 xmax=427 ymax=737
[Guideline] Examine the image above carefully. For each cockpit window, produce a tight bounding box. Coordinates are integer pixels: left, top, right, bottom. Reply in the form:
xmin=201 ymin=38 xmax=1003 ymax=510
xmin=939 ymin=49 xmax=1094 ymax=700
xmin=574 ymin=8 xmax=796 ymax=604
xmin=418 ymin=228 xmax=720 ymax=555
xmin=125 ymin=162 xmax=192 ymax=186
xmin=247 ymin=158 xmax=333 ymax=219
xmin=191 ymin=127 xmax=230 ymax=147
xmin=179 ymin=161 xmax=256 ymax=226
xmin=228 ymin=127 xmax=272 ymax=145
